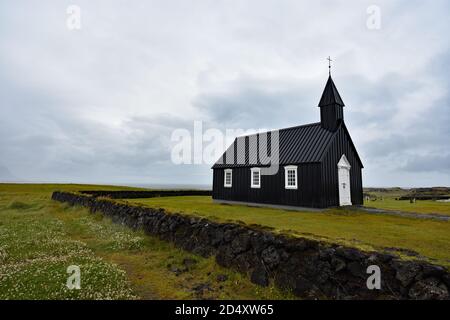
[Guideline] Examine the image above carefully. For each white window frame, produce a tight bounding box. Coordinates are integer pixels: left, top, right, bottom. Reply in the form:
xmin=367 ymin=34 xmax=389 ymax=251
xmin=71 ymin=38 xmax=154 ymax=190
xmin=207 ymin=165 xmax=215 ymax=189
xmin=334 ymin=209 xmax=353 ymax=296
xmin=250 ymin=167 xmax=261 ymax=189
xmin=224 ymin=169 xmax=232 ymax=188
xmin=284 ymin=165 xmax=298 ymax=189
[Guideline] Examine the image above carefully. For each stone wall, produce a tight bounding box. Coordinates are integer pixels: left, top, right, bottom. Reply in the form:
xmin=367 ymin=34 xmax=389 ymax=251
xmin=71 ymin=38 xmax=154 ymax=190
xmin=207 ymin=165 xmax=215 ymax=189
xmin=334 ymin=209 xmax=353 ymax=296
xmin=52 ymin=191 xmax=449 ymax=300
xmin=79 ymin=190 xmax=211 ymax=199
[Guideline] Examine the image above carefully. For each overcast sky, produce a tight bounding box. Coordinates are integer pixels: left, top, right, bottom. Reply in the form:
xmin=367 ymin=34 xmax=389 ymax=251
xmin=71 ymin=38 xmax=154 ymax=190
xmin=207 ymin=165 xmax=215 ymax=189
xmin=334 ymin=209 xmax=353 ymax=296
xmin=0 ymin=0 xmax=449 ymax=187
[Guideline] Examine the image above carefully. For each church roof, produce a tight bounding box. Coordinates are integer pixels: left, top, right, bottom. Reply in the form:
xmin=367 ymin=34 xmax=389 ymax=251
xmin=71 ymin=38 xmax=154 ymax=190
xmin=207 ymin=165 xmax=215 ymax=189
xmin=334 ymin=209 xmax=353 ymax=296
xmin=318 ymin=76 xmax=345 ymax=107
xmin=212 ymin=122 xmax=336 ymax=168
xmin=212 ymin=74 xmax=363 ymax=169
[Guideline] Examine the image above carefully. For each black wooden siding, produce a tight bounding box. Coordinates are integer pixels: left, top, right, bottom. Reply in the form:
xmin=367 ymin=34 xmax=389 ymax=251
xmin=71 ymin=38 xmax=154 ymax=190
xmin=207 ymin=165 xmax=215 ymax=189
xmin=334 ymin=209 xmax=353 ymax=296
xmin=212 ymin=163 xmax=322 ymax=208
xmin=320 ymin=125 xmax=363 ymax=207
xmin=320 ymin=105 xmax=343 ymax=131
xmin=212 ymin=122 xmax=363 ymax=208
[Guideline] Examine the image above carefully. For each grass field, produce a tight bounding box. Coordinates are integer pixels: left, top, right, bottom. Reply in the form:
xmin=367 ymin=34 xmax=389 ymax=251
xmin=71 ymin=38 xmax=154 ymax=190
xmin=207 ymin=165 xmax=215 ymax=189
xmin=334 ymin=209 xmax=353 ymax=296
xmin=363 ymin=188 xmax=450 ymax=215
xmin=1 ymin=183 xmax=449 ymax=299
xmin=364 ymin=198 xmax=450 ymax=215
xmin=0 ymin=184 xmax=292 ymax=299
xmin=127 ymin=196 xmax=450 ymax=267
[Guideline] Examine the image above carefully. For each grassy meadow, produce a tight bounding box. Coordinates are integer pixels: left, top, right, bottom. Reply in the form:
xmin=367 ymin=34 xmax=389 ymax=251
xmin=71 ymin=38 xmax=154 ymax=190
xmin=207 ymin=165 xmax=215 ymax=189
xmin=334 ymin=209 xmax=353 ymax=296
xmin=363 ymin=187 xmax=450 ymax=215
xmin=364 ymin=198 xmax=450 ymax=215
xmin=1 ymin=183 xmax=449 ymax=300
xmin=128 ymin=196 xmax=450 ymax=267
xmin=0 ymin=184 xmax=292 ymax=300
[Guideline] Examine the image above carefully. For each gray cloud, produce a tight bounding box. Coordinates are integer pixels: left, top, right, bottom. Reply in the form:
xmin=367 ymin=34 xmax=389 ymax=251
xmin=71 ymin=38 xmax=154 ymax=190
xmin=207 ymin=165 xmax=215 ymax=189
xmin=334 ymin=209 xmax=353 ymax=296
xmin=193 ymin=76 xmax=319 ymax=129
xmin=0 ymin=0 xmax=449 ymax=187
xmin=402 ymin=153 xmax=450 ymax=174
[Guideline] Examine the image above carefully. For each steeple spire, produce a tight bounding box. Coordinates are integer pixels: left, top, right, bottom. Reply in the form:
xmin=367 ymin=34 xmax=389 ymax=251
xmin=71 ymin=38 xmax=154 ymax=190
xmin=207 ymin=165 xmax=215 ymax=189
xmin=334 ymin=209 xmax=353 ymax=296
xmin=318 ymin=75 xmax=345 ymax=107
xmin=318 ymin=74 xmax=345 ymax=131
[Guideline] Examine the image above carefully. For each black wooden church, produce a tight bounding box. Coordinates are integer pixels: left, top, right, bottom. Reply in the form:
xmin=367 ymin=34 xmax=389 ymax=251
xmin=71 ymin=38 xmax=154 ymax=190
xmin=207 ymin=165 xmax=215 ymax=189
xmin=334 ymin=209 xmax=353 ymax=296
xmin=212 ymin=74 xmax=363 ymax=208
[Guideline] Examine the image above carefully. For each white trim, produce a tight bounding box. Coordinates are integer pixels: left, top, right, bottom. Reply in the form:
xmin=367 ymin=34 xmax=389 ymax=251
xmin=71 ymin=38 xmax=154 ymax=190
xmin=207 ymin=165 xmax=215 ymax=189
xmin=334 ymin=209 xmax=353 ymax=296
xmin=250 ymin=167 xmax=261 ymax=188
xmin=337 ymin=154 xmax=351 ymax=169
xmin=224 ymin=169 xmax=232 ymax=188
xmin=284 ymin=165 xmax=298 ymax=189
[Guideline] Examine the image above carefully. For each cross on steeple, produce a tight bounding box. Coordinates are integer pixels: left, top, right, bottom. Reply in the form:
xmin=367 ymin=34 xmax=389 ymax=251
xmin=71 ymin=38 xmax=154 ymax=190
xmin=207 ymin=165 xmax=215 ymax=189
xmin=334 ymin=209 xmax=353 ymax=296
xmin=327 ymin=56 xmax=332 ymax=76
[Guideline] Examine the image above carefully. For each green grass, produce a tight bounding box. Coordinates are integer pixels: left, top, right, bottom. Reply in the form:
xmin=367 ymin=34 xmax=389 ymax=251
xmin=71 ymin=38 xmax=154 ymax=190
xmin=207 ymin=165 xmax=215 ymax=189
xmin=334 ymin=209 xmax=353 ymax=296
xmin=364 ymin=198 xmax=450 ymax=215
xmin=0 ymin=199 xmax=136 ymax=299
xmin=363 ymin=187 xmax=450 ymax=215
xmin=0 ymin=183 xmax=146 ymax=194
xmin=2 ymin=183 xmax=448 ymax=299
xmin=0 ymin=184 xmax=293 ymax=299
xmin=127 ymin=196 xmax=450 ymax=268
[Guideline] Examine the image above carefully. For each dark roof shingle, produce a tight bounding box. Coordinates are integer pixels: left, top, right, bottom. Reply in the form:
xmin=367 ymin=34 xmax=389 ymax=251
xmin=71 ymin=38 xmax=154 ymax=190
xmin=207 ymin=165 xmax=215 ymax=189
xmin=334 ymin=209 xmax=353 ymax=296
xmin=212 ymin=122 xmax=336 ymax=168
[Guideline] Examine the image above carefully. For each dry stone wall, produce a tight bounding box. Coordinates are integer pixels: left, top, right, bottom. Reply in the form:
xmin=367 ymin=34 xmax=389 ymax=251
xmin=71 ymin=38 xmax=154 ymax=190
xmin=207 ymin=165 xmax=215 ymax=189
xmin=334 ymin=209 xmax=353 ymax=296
xmin=79 ymin=190 xmax=211 ymax=199
xmin=52 ymin=191 xmax=449 ymax=300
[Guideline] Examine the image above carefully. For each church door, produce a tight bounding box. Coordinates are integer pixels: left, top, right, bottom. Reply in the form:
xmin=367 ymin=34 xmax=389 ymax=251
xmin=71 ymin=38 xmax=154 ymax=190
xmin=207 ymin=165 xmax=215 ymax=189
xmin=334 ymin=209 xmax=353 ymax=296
xmin=337 ymin=155 xmax=352 ymax=206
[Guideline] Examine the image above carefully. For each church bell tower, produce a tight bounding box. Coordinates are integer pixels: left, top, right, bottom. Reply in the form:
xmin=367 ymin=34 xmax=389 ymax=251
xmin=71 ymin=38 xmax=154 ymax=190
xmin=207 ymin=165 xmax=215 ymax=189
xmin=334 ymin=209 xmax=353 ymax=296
xmin=318 ymin=57 xmax=345 ymax=131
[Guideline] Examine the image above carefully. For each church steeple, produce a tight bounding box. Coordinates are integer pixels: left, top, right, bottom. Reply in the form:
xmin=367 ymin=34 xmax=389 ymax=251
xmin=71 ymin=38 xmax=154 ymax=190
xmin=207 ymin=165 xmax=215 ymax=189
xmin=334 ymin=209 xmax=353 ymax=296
xmin=318 ymin=75 xmax=345 ymax=131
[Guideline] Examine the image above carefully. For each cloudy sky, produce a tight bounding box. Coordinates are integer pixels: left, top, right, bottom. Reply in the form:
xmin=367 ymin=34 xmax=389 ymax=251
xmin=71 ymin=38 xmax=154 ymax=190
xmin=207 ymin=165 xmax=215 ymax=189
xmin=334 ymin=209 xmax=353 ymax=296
xmin=0 ymin=0 xmax=449 ymax=187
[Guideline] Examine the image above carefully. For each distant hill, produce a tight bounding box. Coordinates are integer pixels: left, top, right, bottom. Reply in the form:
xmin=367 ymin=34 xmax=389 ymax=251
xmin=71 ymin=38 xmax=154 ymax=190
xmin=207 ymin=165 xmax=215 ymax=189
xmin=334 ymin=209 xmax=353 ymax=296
xmin=409 ymin=187 xmax=450 ymax=195
xmin=401 ymin=187 xmax=450 ymax=200
xmin=363 ymin=187 xmax=409 ymax=199
xmin=364 ymin=187 xmax=450 ymax=200
xmin=364 ymin=187 xmax=406 ymax=193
